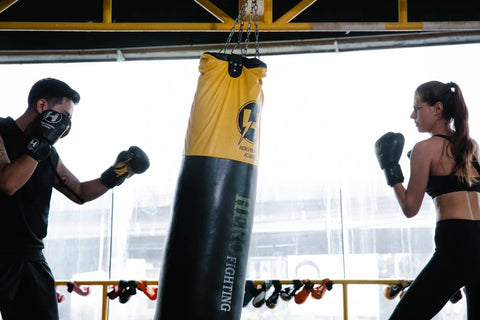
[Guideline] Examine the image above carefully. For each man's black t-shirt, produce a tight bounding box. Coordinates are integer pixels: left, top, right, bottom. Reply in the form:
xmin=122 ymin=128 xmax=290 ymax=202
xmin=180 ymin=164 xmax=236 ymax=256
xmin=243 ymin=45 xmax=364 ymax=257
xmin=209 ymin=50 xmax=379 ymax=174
xmin=0 ymin=116 xmax=59 ymax=259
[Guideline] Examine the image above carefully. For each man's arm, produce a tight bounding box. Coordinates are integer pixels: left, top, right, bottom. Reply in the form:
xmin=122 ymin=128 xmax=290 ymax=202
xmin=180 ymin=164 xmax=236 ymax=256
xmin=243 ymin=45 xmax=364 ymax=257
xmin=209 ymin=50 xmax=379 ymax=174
xmin=54 ymin=157 xmax=109 ymax=204
xmin=0 ymin=136 xmax=38 ymax=196
xmin=55 ymin=146 xmax=150 ymax=204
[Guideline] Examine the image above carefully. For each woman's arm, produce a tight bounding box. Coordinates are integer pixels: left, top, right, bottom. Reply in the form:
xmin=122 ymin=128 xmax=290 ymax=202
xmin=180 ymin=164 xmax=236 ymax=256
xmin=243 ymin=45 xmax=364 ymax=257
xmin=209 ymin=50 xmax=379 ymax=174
xmin=393 ymin=141 xmax=431 ymax=218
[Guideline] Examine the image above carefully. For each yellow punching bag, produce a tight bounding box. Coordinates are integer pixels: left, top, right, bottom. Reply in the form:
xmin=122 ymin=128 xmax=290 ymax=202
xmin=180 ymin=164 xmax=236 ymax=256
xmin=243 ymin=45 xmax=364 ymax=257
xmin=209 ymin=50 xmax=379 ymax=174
xmin=154 ymin=52 xmax=266 ymax=320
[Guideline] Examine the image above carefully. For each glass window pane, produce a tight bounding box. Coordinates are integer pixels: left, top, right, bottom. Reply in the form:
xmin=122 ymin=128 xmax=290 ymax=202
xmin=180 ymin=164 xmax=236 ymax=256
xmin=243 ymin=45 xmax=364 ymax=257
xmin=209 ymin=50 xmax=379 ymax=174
xmin=2 ymin=43 xmax=480 ymax=320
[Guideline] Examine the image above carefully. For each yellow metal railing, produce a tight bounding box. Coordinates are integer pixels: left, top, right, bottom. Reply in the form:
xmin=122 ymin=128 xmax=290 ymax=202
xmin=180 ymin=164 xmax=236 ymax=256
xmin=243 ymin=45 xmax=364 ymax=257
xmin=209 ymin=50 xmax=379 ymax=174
xmin=56 ymin=279 xmax=411 ymax=320
xmin=250 ymin=279 xmax=411 ymax=320
xmin=56 ymin=280 xmax=158 ymax=320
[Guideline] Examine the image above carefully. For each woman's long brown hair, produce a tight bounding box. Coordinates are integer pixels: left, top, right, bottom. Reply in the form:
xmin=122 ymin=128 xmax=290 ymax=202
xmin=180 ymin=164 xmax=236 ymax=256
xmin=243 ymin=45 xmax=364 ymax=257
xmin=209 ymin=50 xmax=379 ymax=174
xmin=416 ymin=81 xmax=478 ymax=185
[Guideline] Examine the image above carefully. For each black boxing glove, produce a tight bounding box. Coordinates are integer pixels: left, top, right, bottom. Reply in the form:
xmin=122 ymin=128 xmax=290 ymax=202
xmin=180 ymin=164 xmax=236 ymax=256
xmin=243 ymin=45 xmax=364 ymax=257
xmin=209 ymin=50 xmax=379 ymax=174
xmin=280 ymin=279 xmax=303 ymax=301
xmin=265 ymin=280 xmax=282 ymax=309
xmin=26 ymin=110 xmax=71 ymax=162
xmin=375 ymin=132 xmax=405 ymax=187
xmin=100 ymin=146 xmax=150 ymax=188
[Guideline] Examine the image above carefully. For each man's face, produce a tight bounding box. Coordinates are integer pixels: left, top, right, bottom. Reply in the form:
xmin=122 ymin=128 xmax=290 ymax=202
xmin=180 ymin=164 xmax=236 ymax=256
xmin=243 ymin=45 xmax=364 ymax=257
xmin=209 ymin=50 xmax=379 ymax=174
xmin=46 ymin=97 xmax=74 ymax=120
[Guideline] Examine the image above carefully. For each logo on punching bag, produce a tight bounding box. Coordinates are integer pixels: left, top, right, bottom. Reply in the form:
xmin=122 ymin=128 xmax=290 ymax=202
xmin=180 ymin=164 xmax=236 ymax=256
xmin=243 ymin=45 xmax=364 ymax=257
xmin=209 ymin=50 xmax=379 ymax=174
xmin=237 ymin=102 xmax=259 ymax=145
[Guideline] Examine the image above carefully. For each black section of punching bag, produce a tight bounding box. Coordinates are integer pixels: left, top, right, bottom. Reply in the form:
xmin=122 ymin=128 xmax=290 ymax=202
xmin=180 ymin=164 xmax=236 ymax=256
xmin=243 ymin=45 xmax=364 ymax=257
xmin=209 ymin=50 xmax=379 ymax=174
xmin=155 ymin=155 xmax=257 ymax=320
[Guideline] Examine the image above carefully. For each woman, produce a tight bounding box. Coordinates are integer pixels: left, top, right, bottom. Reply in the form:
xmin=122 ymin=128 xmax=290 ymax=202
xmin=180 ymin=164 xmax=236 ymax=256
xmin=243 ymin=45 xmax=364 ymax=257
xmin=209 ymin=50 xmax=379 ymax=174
xmin=375 ymin=81 xmax=480 ymax=319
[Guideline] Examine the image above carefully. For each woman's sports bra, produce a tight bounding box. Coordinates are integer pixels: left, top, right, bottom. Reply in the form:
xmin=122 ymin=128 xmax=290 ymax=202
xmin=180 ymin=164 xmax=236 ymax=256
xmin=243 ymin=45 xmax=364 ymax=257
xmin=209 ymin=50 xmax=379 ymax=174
xmin=425 ymin=134 xmax=480 ymax=198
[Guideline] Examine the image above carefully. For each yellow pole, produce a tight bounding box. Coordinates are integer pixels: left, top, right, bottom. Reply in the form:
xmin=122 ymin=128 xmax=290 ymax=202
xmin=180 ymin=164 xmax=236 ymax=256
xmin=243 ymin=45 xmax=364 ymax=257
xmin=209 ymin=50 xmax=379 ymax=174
xmin=103 ymin=0 xmax=112 ymax=24
xmin=343 ymin=283 xmax=348 ymax=320
xmin=101 ymin=284 xmax=109 ymax=320
xmin=263 ymin=0 xmax=272 ymax=24
xmin=398 ymin=0 xmax=408 ymax=24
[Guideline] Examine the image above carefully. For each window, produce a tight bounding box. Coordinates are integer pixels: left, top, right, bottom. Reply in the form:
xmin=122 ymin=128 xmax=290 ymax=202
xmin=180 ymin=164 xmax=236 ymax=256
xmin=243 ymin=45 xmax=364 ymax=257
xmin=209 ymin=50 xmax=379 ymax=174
xmin=2 ymin=43 xmax=479 ymax=319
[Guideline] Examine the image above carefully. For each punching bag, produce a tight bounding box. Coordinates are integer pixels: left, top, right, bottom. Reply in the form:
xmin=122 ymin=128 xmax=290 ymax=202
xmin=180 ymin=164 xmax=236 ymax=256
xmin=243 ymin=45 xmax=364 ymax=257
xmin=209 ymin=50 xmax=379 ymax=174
xmin=154 ymin=52 xmax=267 ymax=320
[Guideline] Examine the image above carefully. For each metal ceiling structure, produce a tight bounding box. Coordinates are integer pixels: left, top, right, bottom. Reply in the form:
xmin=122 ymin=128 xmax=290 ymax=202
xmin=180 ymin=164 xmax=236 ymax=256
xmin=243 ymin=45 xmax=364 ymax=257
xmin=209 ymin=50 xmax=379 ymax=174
xmin=0 ymin=0 xmax=480 ymax=63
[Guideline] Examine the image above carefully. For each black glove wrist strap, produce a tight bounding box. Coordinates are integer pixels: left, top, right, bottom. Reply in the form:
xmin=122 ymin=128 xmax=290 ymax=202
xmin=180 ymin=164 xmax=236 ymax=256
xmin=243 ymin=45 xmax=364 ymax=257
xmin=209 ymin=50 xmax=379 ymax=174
xmin=100 ymin=167 xmax=125 ymax=189
xmin=384 ymin=163 xmax=404 ymax=187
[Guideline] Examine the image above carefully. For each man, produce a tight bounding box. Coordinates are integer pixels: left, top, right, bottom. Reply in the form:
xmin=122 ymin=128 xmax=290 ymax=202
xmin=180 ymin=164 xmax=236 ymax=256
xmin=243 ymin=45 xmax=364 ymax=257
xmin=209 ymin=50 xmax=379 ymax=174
xmin=0 ymin=78 xmax=150 ymax=319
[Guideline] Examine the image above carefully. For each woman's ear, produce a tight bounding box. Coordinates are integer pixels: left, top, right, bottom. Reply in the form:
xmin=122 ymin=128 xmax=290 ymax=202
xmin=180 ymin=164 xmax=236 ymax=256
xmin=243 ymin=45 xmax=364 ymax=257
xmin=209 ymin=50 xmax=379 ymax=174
xmin=434 ymin=101 xmax=443 ymax=116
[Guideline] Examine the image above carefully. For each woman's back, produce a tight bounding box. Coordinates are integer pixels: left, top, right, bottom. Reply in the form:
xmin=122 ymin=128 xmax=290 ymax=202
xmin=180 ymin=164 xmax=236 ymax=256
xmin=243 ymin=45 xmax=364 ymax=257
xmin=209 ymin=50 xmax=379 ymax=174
xmin=425 ymin=135 xmax=480 ymax=220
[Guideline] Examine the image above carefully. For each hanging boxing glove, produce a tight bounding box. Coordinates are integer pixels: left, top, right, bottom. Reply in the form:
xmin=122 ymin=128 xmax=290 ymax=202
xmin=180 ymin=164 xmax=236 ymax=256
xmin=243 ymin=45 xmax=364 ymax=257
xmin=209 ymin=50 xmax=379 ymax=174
xmin=280 ymin=279 xmax=303 ymax=301
xmin=375 ymin=132 xmax=405 ymax=187
xmin=311 ymin=284 xmax=326 ymax=300
xmin=311 ymin=278 xmax=333 ymax=300
xmin=243 ymin=280 xmax=259 ymax=307
xmin=118 ymin=280 xmax=137 ymax=304
xmin=265 ymin=280 xmax=282 ymax=309
xmin=136 ymin=280 xmax=157 ymax=300
xmin=107 ymin=285 xmax=122 ymax=300
xmin=56 ymin=292 xmax=66 ymax=303
xmin=383 ymin=280 xmax=410 ymax=300
xmin=100 ymin=146 xmax=150 ymax=188
xmin=294 ymin=280 xmax=314 ymax=304
xmin=66 ymin=281 xmax=90 ymax=296
xmin=252 ymin=281 xmax=272 ymax=308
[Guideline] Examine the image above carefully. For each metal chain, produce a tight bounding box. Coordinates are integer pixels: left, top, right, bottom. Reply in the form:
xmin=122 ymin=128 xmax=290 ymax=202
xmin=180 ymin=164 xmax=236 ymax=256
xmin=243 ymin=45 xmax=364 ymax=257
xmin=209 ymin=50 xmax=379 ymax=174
xmin=242 ymin=1 xmax=253 ymax=56
xmin=242 ymin=0 xmax=259 ymax=57
xmin=254 ymin=0 xmax=260 ymax=58
xmin=221 ymin=0 xmax=248 ymax=54
xmin=234 ymin=1 xmax=248 ymax=53
xmin=220 ymin=0 xmax=260 ymax=58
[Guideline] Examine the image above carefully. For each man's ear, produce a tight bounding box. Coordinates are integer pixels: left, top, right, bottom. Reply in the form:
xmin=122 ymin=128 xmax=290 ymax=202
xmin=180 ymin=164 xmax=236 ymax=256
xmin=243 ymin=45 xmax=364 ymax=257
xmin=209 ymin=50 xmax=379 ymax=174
xmin=35 ymin=99 xmax=48 ymax=114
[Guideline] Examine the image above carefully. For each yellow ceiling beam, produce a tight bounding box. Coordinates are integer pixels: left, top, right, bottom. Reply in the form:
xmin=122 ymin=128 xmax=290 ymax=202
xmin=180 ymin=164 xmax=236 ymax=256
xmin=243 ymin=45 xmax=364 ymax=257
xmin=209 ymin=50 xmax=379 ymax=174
xmin=0 ymin=21 xmax=315 ymax=31
xmin=0 ymin=0 xmax=478 ymax=32
xmin=274 ymin=0 xmax=317 ymax=24
xmin=2 ymin=20 xmax=478 ymax=32
xmin=0 ymin=0 xmax=18 ymax=14
xmin=194 ymin=0 xmax=234 ymax=23
xmin=385 ymin=0 xmax=423 ymax=30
